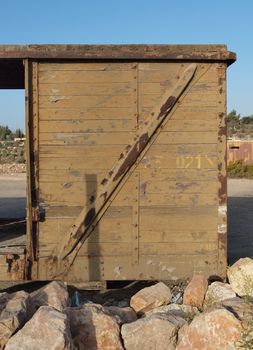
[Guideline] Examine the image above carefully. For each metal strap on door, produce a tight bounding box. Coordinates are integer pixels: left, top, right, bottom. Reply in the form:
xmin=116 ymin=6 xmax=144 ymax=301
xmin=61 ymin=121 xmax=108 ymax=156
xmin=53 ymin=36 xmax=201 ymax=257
xmin=47 ymin=63 xmax=197 ymax=278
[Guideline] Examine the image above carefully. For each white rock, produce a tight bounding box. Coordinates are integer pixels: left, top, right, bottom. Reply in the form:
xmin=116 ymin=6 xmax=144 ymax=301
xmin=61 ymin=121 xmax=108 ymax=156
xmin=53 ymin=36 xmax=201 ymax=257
xmin=176 ymin=308 xmax=243 ymax=350
xmin=66 ymin=304 xmax=124 ymax=350
xmin=122 ymin=313 xmax=186 ymax=350
xmin=30 ymin=281 xmax=69 ymax=312
xmin=5 ymin=306 xmax=73 ymax=350
xmin=204 ymin=282 xmax=236 ymax=308
xmin=0 ymin=291 xmax=31 ymax=349
xmin=227 ymin=257 xmax=253 ymax=297
xmin=130 ymin=282 xmax=172 ymax=314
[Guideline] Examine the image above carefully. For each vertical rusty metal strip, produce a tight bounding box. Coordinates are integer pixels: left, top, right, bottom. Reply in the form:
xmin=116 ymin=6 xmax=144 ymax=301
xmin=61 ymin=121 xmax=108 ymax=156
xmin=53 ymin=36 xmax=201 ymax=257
xmin=131 ymin=172 xmax=140 ymax=267
xmin=131 ymin=63 xmax=138 ymax=130
xmin=24 ymin=60 xmax=39 ymax=280
xmin=32 ymin=61 xmax=39 ymax=279
xmin=217 ymin=63 xmax=227 ymax=278
xmin=24 ymin=59 xmax=33 ymax=276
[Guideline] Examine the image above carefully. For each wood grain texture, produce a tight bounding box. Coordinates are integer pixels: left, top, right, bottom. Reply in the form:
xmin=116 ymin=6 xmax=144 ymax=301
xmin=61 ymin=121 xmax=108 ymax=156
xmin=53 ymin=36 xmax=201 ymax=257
xmin=33 ymin=60 xmax=228 ymax=281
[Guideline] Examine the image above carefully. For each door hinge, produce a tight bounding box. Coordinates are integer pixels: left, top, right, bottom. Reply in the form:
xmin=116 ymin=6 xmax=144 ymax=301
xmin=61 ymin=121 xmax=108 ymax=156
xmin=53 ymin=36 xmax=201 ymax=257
xmin=31 ymin=207 xmax=40 ymax=222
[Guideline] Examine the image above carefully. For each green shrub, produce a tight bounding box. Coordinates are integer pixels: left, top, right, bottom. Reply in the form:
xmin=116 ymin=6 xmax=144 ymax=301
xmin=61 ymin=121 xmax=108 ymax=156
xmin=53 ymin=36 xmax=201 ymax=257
xmin=228 ymin=160 xmax=253 ymax=178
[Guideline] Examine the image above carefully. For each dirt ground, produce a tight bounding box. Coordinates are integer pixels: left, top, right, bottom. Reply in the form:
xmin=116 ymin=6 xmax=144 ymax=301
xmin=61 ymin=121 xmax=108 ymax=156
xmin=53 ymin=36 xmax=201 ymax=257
xmin=0 ymin=174 xmax=252 ymax=264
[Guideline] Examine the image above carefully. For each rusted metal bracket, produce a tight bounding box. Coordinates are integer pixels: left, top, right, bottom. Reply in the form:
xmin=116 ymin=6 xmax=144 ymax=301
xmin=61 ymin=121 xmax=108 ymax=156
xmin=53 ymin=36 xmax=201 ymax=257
xmin=31 ymin=207 xmax=40 ymax=222
xmin=47 ymin=63 xmax=197 ymax=278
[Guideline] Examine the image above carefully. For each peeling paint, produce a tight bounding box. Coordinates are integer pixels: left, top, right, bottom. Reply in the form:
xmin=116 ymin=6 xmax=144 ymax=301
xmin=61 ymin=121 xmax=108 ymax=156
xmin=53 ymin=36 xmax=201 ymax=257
xmin=113 ymin=266 xmax=122 ymax=278
xmin=146 ymin=260 xmax=155 ymax=266
xmin=218 ymin=224 xmax=227 ymax=234
xmin=218 ymin=205 xmax=227 ymax=216
xmin=49 ymin=95 xmax=69 ymax=103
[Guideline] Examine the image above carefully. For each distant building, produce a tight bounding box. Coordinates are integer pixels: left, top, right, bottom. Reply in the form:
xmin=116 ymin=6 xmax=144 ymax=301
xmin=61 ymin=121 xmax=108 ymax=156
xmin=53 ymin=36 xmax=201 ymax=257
xmin=227 ymin=140 xmax=253 ymax=165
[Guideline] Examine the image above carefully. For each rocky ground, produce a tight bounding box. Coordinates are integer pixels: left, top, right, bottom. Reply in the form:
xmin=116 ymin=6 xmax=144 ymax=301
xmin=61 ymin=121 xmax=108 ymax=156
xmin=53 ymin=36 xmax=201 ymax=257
xmin=0 ymin=163 xmax=25 ymax=174
xmin=0 ymin=258 xmax=252 ymax=349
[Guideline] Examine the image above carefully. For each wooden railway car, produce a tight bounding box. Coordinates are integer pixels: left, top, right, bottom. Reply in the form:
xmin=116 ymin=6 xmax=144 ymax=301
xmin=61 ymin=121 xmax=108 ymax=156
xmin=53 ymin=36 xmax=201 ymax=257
xmin=0 ymin=45 xmax=236 ymax=285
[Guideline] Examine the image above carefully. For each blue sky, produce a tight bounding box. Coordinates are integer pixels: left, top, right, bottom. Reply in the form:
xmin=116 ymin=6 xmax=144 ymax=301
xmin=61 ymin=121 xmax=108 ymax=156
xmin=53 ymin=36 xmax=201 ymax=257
xmin=0 ymin=0 xmax=252 ymax=130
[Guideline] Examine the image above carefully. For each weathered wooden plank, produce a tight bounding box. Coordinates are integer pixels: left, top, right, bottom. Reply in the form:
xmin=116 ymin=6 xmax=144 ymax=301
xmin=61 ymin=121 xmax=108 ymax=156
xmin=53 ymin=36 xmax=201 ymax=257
xmin=39 ymin=70 xmax=134 ymax=84
xmin=139 ymin=230 xmax=217 ymax=243
xmin=39 ymin=168 xmax=218 ymax=183
xmin=39 ymin=108 xmax=132 ymax=120
xmin=0 ymin=44 xmax=234 ymax=62
xmin=141 ymin=119 xmax=217 ymax=132
xmin=139 ymin=106 xmax=217 ymax=121
xmin=39 ymin=157 xmax=117 ymax=170
xmin=38 ymin=251 xmax=220 ymax=280
xmin=39 ymin=220 xmax=217 ymax=245
xmin=39 ymin=144 xmax=217 ymax=158
xmin=138 ymin=64 xmax=217 ymax=83
xmin=39 ymin=216 xmax=132 ymax=243
xmin=40 ymin=193 xmax=217 ymax=208
xmin=39 ymin=242 xmax=132 ymax=258
xmin=39 ymin=181 xmax=135 ymax=205
xmin=39 ymin=63 xmax=135 ymax=71
xmin=39 ymin=132 xmax=134 ymax=145
xmin=39 ymin=106 xmax=217 ymax=121
xmin=140 ymin=193 xmax=217 ymax=206
xmin=39 ymin=95 xmax=132 ymax=109
xmin=39 ymin=131 xmax=217 ymax=145
xmin=43 ymin=205 xmax=132 ymax=219
xmin=139 ymin=242 xmax=217 ymax=255
xmin=39 ymin=155 xmax=217 ymax=170
xmin=139 ymin=154 xmax=217 ymax=170
xmin=62 ymin=254 xmax=219 ymax=281
xmin=139 ymin=91 xmax=217 ymax=108
xmin=39 ymin=82 xmax=133 ymax=96
xmin=140 ymin=181 xmax=217 ymax=194
xmin=157 ymin=131 xmax=217 ymax=144
xmin=139 ymin=206 xmax=218 ymax=231
xmin=139 ymin=82 xmax=217 ymax=95
xmin=40 ymin=240 xmax=217 ymax=258
xmin=140 ymin=168 xmax=218 ymax=181
xmin=39 ymin=119 xmax=133 ymax=133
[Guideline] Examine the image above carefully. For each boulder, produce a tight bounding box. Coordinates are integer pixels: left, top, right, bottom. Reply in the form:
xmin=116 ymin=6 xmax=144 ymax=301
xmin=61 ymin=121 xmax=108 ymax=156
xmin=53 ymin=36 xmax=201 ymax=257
xmin=227 ymin=257 xmax=253 ymax=297
xmin=121 ymin=312 xmax=186 ymax=350
xmin=30 ymin=281 xmax=69 ymax=312
xmin=5 ymin=306 xmax=73 ymax=350
xmin=204 ymin=282 xmax=236 ymax=308
xmin=183 ymin=275 xmax=208 ymax=309
xmin=142 ymin=304 xmax=199 ymax=321
xmin=103 ymin=306 xmax=137 ymax=325
xmin=176 ymin=308 xmax=243 ymax=350
xmin=0 ymin=291 xmax=31 ymax=349
xmin=217 ymin=297 xmax=253 ymax=327
xmin=130 ymin=282 xmax=172 ymax=314
xmin=66 ymin=304 xmax=123 ymax=350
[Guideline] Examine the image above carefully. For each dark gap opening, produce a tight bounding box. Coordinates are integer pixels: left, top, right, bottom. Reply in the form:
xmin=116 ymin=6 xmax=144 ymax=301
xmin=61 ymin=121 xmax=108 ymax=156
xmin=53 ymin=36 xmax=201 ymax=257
xmin=0 ymin=59 xmax=26 ymax=255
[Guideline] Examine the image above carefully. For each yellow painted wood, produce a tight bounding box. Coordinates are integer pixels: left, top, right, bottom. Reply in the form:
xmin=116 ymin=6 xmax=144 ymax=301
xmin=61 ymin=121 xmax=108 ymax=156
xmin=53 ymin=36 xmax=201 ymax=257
xmin=39 ymin=108 xmax=133 ymax=121
xmin=39 ymin=70 xmax=134 ymax=84
xmin=33 ymin=59 xmax=228 ymax=281
xmin=39 ymin=95 xmax=132 ymax=109
xmin=39 ymin=119 xmax=133 ymax=133
xmin=46 ymin=63 xmax=197 ymax=278
xmin=39 ymin=62 xmax=135 ymax=71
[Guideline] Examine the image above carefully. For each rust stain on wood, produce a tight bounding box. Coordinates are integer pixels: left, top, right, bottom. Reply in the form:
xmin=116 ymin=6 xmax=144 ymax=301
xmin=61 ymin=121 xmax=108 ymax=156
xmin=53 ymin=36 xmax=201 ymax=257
xmin=113 ymin=133 xmax=149 ymax=181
